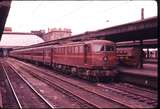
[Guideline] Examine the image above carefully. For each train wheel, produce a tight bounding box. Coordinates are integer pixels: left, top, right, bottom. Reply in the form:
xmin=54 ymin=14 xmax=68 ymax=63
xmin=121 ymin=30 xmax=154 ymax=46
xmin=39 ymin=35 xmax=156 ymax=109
xmin=66 ymin=66 xmax=72 ymax=75
xmin=86 ymin=75 xmax=90 ymax=81
xmin=78 ymin=68 xmax=84 ymax=78
xmin=62 ymin=65 xmax=66 ymax=73
xmin=89 ymin=76 xmax=97 ymax=82
xmin=110 ymin=77 xmax=114 ymax=82
xmin=52 ymin=64 xmax=55 ymax=69
xmin=99 ymin=77 xmax=105 ymax=82
xmin=35 ymin=61 xmax=39 ymax=66
xmin=96 ymin=76 xmax=100 ymax=82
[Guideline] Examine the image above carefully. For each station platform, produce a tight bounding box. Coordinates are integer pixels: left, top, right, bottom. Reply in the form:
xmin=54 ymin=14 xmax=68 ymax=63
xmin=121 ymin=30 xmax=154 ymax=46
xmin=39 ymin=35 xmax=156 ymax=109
xmin=117 ymin=64 xmax=157 ymax=89
xmin=0 ymin=88 xmax=2 ymax=108
xmin=144 ymin=58 xmax=157 ymax=64
xmin=118 ymin=63 xmax=157 ymax=78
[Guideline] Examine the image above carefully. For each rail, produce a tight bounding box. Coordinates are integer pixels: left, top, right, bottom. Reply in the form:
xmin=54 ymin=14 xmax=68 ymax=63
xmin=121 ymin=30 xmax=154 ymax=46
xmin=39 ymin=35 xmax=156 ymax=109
xmin=8 ymin=58 xmax=157 ymax=108
xmin=2 ymin=61 xmax=54 ymax=108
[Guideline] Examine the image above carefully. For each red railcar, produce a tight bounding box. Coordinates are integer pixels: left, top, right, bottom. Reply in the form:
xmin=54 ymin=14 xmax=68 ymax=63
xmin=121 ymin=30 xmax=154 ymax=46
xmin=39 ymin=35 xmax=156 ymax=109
xmin=10 ymin=40 xmax=118 ymax=81
xmin=116 ymin=47 xmax=142 ymax=67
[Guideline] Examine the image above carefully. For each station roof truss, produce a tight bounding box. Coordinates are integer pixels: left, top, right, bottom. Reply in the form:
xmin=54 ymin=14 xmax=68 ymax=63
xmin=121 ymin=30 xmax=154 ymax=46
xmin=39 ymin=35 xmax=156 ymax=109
xmin=68 ymin=16 xmax=158 ymax=42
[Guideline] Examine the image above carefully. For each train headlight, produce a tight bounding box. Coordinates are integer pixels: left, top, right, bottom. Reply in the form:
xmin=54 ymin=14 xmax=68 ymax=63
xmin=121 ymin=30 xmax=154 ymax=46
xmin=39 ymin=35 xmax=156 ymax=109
xmin=103 ymin=56 xmax=108 ymax=61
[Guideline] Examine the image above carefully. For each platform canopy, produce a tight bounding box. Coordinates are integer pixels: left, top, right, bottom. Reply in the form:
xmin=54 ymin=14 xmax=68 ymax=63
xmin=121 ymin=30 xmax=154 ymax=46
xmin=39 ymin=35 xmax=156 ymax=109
xmin=0 ymin=1 xmax=12 ymax=40
xmin=0 ymin=34 xmax=44 ymax=47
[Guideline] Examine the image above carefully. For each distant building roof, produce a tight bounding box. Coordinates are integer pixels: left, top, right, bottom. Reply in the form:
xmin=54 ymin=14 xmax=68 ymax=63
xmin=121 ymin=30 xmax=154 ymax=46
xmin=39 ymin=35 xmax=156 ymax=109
xmin=4 ymin=27 xmax=12 ymax=32
xmin=0 ymin=34 xmax=44 ymax=46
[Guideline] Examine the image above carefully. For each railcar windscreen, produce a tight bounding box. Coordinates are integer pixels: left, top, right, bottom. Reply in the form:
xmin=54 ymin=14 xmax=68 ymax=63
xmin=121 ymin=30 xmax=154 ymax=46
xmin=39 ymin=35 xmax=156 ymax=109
xmin=102 ymin=46 xmax=114 ymax=51
xmin=93 ymin=44 xmax=114 ymax=52
xmin=93 ymin=44 xmax=102 ymax=52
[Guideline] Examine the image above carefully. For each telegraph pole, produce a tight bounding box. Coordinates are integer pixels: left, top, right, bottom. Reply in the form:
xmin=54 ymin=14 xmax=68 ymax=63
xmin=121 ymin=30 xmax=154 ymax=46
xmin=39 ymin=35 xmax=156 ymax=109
xmin=141 ymin=8 xmax=144 ymax=20
xmin=140 ymin=8 xmax=144 ymax=68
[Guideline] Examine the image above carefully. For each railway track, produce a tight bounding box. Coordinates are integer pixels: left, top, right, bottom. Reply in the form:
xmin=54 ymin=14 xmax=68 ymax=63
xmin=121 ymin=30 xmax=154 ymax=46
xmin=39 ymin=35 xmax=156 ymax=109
xmin=0 ymin=61 xmax=20 ymax=108
xmin=108 ymin=83 xmax=157 ymax=99
xmin=9 ymin=64 xmax=97 ymax=108
xmin=96 ymin=83 xmax=157 ymax=107
xmin=7 ymin=58 xmax=157 ymax=108
xmin=117 ymin=82 xmax=157 ymax=94
xmin=1 ymin=61 xmax=54 ymax=108
xmin=8 ymin=59 xmax=128 ymax=108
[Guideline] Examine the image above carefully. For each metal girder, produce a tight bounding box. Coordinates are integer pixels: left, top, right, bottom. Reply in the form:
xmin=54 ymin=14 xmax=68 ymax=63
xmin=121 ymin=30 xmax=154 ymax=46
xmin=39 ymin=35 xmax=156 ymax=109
xmin=46 ymin=16 xmax=157 ymax=43
xmin=116 ymin=39 xmax=158 ymax=48
xmin=68 ymin=16 xmax=157 ymax=42
xmin=97 ymin=17 xmax=157 ymax=42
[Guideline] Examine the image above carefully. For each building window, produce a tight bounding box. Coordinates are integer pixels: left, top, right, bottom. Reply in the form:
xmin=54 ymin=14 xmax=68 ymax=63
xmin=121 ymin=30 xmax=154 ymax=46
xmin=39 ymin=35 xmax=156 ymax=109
xmin=79 ymin=46 xmax=83 ymax=53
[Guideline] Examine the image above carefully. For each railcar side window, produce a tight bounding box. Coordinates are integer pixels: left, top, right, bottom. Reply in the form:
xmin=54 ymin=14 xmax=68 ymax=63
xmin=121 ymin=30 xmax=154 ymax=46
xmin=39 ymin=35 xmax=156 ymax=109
xmin=65 ymin=47 xmax=67 ymax=54
xmin=56 ymin=48 xmax=58 ymax=54
xmin=57 ymin=48 xmax=59 ymax=54
xmin=68 ymin=47 xmax=71 ymax=54
xmin=75 ymin=46 xmax=78 ymax=54
xmin=55 ymin=48 xmax=57 ymax=54
xmin=59 ymin=48 xmax=61 ymax=54
xmin=62 ymin=47 xmax=64 ymax=54
xmin=61 ymin=48 xmax=62 ymax=54
xmin=70 ymin=47 xmax=73 ymax=54
xmin=79 ymin=46 xmax=83 ymax=53
xmin=72 ymin=47 xmax=75 ymax=54
xmin=61 ymin=48 xmax=63 ymax=54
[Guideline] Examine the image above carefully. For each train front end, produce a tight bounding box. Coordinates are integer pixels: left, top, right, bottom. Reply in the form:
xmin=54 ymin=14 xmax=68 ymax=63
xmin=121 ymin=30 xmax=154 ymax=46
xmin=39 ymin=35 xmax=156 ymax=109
xmin=90 ymin=40 xmax=118 ymax=79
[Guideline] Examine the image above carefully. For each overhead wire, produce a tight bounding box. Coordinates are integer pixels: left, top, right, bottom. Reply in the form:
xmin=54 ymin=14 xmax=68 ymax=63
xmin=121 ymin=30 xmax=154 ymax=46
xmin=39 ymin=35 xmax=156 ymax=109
xmin=26 ymin=1 xmax=131 ymax=32
xmin=40 ymin=1 xmax=94 ymax=30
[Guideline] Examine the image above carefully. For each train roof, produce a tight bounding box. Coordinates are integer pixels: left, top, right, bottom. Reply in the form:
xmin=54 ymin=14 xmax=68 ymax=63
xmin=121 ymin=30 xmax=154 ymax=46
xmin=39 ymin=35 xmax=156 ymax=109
xmin=11 ymin=40 xmax=114 ymax=52
xmin=59 ymin=40 xmax=114 ymax=45
xmin=84 ymin=40 xmax=114 ymax=44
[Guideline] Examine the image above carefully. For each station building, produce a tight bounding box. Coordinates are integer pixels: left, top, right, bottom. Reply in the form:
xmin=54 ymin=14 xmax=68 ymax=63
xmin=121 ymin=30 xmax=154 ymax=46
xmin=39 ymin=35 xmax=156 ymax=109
xmin=42 ymin=28 xmax=72 ymax=41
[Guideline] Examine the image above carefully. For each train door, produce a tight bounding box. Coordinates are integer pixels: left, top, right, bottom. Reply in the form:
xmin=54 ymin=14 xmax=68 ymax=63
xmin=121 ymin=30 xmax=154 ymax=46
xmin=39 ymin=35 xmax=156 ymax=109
xmin=44 ymin=48 xmax=51 ymax=65
xmin=51 ymin=47 xmax=55 ymax=66
xmin=84 ymin=44 xmax=90 ymax=64
xmin=43 ymin=49 xmax=45 ymax=64
xmin=50 ymin=48 xmax=53 ymax=66
xmin=31 ymin=49 xmax=33 ymax=60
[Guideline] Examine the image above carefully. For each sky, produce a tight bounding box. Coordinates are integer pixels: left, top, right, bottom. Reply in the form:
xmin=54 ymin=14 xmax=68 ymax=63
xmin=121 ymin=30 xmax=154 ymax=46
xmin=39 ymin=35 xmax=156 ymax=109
xmin=5 ymin=1 xmax=157 ymax=35
xmin=1 ymin=0 xmax=157 ymax=46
